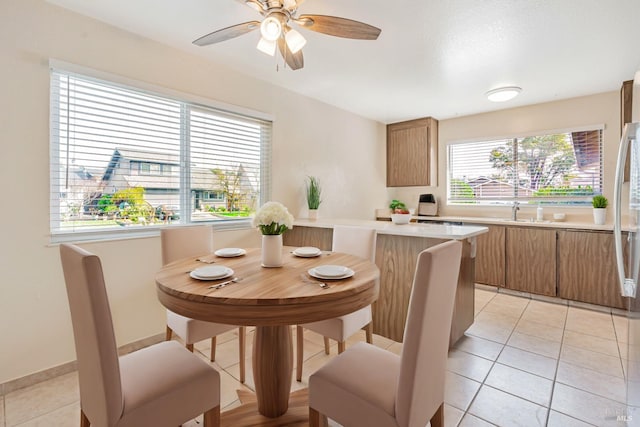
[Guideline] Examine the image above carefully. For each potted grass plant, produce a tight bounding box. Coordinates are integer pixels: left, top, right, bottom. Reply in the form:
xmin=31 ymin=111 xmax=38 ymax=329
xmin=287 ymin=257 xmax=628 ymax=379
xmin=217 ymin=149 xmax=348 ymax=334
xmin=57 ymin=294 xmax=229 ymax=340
xmin=592 ymin=195 xmax=608 ymax=225
xmin=306 ymin=176 xmax=322 ymax=220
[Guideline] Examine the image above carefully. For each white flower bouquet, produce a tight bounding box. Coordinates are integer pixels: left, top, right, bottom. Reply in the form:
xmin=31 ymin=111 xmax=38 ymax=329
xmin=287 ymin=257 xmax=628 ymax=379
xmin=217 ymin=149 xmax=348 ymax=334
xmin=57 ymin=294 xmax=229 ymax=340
xmin=252 ymin=201 xmax=294 ymax=235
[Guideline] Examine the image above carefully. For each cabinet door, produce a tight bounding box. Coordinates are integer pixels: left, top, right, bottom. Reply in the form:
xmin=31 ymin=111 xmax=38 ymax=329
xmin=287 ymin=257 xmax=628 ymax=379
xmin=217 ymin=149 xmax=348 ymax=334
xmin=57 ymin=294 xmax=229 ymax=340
xmin=506 ymin=227 xmax=556 ymax=296
xmin=557 ymin=230 xmax=627 ymax=309
xmin=386 ymin=117 xmax=438 ymax=187
xmin=475 ymin=225 xmax=506 ymax=287
xmin=282 ymin=226 xmax=333 ymax=251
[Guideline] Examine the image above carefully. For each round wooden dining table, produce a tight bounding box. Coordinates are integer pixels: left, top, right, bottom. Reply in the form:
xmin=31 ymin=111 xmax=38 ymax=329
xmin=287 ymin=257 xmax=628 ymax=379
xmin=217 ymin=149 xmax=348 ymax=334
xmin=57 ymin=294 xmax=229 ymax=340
xmin=155 ymin=246 xmax=380 ymax=422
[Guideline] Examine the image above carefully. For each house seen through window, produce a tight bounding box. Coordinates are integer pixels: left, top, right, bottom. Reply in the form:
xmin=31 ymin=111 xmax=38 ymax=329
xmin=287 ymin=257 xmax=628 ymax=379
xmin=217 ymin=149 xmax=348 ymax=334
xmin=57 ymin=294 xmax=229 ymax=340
xmin=50 ymin=68 xmax=271 ymax=239
xmin=447 ymin=128 xmax=603 ymax=206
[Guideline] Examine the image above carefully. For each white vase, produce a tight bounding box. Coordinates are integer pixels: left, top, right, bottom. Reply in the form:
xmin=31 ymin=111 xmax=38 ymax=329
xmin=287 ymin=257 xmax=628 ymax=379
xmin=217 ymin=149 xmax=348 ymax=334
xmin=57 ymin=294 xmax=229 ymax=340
xmin=308 ymin=209 xmax=318 ymax=220
xmin=593 ymin=208 xmax=606 ymax=225
xmin=261 ymin=234 xmax=283 ymax=267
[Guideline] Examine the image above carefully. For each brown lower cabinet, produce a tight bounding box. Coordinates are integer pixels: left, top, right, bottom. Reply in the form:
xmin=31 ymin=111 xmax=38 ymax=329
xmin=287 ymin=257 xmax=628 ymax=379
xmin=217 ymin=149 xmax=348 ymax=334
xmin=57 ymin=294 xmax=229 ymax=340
xmin=557 ymin=230 xmax=627 ymax=309
xmin=472 ymin=223 xmax=627 ymax=308
xmin=506 ymin=227 xmax=557 ymax=296
xmin=284 ymin=225 xmax=475 ymax=343
xmin=475 ymin=225 xmax=505 ymax=287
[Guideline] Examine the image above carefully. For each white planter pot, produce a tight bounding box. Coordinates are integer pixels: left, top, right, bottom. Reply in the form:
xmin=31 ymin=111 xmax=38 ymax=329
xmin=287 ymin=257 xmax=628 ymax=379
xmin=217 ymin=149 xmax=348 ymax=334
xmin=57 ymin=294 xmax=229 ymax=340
xmin=261 ymin=234 xmax=283 ymax=267
xmin=593 ymin=208 xmax=606 ymax=225
xmin=391 ymin=213 xmax=412 ymax=224
xmin=308 ymin=209 xmax=318 ymax=220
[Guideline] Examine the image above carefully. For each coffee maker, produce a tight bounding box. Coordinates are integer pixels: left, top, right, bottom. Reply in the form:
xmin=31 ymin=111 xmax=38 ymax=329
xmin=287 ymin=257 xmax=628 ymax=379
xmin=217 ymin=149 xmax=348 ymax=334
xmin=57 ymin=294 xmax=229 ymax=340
xmin=418 ymin=194 xmax=438 ymax=216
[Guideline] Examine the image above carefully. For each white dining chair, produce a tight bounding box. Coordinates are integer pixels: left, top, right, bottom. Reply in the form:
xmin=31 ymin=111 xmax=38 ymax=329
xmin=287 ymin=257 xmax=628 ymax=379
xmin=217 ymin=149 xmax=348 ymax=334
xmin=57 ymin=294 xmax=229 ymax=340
xmin=296 ymin=225 xmax=376 ymax=381
xmin=308 ymin=240 xmax=462 ymax=427
xmin=161 ymin=226 xmax=245 ymax=383
xmin=60 ymin=244 xmax=221 ymax=427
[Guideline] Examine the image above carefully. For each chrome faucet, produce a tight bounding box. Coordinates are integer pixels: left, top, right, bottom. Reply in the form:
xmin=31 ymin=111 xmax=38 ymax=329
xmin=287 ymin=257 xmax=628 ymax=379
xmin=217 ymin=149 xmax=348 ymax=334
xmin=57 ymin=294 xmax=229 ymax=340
xmin=511 ymin=201 xmax=520 ymax=221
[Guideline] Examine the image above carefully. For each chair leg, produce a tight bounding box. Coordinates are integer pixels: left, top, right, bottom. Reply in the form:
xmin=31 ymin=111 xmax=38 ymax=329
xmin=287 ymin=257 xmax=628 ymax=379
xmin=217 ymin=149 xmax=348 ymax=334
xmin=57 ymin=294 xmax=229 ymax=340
xmin=210 ymin=337 xmax=217 ymax=362
xmin=239 ymin=326 xmax=246 ymax=383
xmin=296 ymin=325 xmax=304 ymax=381
xmin=430 ymin=402 xmax=444 ymax=427
xmin=165 ymin=325 xmax=172 ymax=341
xmin=309 ymin=407 xmax=328 ymax=427
xmin=323 ymin=336 xmax=330 ymax=354
xmin=365 ymin=322 xmax=373 ymax=344
xmin=203 ymin=405 xmax=221 ymax=427
xmin=338 ymin=341 xmax=346 ymax=354
xmin=80 ymin=409 xmax=90 ymax=427
xmin=186 ymin=343 xmax=194 ymax=352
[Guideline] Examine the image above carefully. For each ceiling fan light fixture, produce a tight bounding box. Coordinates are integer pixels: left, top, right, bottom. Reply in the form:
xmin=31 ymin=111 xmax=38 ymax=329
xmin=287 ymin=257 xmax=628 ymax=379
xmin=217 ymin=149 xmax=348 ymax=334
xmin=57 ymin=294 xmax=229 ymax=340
xmin=256 ymin=37 xmax=277 ymax=56
xmin=285 ymin=28 xmax=306 ymax=54
xmin=244 ymin=0 xmax=263 ymax=12
xmin=486 ymin=86 xmax=522 ymax=102
xmin=283 ymin=0 xmax=297 ymax=10
xmin=260 ymin=16 xmax=283 ymax=41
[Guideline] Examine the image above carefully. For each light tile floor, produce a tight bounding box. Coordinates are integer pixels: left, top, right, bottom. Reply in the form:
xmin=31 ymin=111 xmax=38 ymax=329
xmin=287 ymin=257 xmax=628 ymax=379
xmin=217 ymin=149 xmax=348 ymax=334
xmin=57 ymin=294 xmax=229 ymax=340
xmin=0 ymin=287 xmax=631 ymax=426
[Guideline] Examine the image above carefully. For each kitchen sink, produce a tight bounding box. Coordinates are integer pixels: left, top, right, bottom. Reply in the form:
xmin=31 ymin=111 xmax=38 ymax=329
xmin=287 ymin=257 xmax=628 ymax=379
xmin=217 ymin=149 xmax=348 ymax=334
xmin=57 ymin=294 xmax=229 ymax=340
xmin=496 ymin=218 xmax=552 ymax=223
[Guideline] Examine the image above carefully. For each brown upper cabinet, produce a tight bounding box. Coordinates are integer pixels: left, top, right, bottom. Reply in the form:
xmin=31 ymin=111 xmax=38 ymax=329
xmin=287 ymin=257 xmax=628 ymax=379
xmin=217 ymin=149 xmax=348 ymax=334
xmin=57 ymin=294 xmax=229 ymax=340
xmin=386 ymin=117 xmax=438 ymax=187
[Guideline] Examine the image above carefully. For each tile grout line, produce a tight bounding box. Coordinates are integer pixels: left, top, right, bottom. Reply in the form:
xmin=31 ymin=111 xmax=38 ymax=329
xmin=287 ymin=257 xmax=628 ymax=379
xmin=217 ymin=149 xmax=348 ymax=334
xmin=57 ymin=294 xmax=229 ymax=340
xmin=543 ymin=295 xmax=569 ymax=427
xmin=463 ymin=290 xmax=627 ymax=426
xmin=456 ymin=290 xmax=532 ymax=425
xmin=453 ymin=287 xmax=499 ymax=425
xmin=610 ymin=311 xmax=629 ymax=383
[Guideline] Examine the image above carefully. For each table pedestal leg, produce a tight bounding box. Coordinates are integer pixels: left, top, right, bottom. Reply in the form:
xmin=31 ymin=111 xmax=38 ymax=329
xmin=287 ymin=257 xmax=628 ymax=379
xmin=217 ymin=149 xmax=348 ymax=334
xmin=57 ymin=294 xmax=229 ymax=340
xmin=253 ymin=325 xmax=293 ymax=417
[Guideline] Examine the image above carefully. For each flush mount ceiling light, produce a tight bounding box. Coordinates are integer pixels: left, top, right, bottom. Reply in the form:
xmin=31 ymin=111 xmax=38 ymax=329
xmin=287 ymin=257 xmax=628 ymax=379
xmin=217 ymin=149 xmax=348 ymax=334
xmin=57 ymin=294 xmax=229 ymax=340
xmin=192 ymin=0 xmax=381 ymax=70
xmin=486 ymin=86 xmax=522 ymax=102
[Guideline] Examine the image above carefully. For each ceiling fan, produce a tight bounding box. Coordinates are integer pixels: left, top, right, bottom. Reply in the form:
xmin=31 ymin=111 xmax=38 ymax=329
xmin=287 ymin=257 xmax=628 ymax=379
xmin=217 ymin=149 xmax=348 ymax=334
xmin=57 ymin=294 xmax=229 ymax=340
xmin=193 ymin=0 xmax=381 ymax=70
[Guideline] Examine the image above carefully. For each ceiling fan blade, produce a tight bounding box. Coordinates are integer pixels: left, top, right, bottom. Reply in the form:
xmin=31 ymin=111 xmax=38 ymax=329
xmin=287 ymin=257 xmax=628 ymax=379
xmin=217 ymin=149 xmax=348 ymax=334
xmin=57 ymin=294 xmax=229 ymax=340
xmin=193 ymin=21 xmax=261 ymax=46
xmin=295 ymin=15 xmax=381 ymax=40
xmin=277 ymin=37 xmax=304 ymax=70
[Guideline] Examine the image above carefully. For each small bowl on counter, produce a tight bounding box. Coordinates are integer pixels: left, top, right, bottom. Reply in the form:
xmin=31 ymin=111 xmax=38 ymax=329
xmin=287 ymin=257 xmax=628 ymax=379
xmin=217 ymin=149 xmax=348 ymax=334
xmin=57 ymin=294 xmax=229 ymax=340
xmin=553 ymin=213 xmax=566 ymax=222
xmin=391 ymin=213 xmax=412 ymax=224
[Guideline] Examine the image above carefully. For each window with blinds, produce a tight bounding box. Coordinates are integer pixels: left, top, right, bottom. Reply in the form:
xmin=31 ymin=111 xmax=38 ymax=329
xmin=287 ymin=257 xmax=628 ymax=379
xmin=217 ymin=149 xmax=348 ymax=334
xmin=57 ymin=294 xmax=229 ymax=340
xmin=447 ymin=128 xmax=603 ymax=206
xmin=50 ymin=68 xmax=271 ymax=240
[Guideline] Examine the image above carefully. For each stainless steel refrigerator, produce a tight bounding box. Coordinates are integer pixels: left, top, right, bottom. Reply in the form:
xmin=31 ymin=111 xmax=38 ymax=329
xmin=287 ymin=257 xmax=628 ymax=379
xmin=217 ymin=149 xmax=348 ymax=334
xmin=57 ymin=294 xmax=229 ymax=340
xmin=614 ymin=73 xmax=640 ymax=425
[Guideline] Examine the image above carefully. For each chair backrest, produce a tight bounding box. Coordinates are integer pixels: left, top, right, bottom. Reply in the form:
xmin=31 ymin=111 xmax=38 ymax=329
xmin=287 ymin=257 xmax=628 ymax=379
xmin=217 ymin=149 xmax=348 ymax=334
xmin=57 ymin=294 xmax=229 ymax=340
xmin=160 ymin=225 xmax=213 ymax=266
xmin=59 ymin=244 xmax=124 ymax=426
xmin=331 ymin=225 xmax=376 ymax=262
xmin=395 ymin=240 xmax=462 ymax=427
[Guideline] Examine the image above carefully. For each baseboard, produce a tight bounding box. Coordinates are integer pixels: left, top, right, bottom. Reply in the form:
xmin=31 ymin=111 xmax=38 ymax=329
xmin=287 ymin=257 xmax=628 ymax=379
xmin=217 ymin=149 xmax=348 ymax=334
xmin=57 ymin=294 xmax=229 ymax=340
xmin=1 ymin=333 xmax=164 ymax=396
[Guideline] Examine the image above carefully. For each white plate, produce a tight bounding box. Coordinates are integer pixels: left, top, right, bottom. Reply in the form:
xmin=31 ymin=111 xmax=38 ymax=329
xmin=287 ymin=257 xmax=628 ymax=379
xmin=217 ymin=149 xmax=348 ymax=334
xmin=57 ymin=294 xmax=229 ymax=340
xmin=308 ymin=265 xmax=355 ymax=280
xmin=214 ymin=248 xmax=246 ymax=258
xmin=190 ymin=266 xmax=234 ymax=280
xmin=292 ymin=246 xmax=322 ymax=257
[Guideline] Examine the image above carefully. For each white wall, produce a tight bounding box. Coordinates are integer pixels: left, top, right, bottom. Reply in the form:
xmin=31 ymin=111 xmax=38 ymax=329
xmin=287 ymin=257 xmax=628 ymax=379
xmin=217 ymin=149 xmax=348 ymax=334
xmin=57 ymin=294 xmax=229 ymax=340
xmin=0 ymin=0 xmax=386 ymax=384
xmin=390 ymin=92 xmax=622 ymax=223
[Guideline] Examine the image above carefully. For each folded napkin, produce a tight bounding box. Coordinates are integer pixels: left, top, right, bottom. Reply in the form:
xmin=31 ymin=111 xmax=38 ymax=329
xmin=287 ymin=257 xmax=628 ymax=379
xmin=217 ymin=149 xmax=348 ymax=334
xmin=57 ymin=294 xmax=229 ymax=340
xmin=196 ymin=255 xmax=217 ymax=264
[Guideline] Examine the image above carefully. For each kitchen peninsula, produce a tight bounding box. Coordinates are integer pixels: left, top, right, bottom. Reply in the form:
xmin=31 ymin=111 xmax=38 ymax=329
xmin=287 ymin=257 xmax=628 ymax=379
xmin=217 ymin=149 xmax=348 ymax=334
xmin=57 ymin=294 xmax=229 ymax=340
xmin=283 ymin=219 xmax=488 ymax=344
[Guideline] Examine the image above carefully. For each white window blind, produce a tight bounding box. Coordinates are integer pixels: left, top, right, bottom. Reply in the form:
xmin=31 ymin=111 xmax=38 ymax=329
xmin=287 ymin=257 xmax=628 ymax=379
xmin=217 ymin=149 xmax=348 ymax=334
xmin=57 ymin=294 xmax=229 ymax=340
xmin=50 ymin=68 xmax=271 ymax=240
xmin=447 ymin=128 xmax=603 ymax=206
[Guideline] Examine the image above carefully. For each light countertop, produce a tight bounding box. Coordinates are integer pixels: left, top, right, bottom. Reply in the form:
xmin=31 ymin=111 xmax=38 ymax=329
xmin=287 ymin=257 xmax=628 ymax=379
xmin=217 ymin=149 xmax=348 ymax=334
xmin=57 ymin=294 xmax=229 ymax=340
xmin=293 ymin=218 xmax=488 ymax=240
xmin=410 ymin=215 xmax=617 ymax=231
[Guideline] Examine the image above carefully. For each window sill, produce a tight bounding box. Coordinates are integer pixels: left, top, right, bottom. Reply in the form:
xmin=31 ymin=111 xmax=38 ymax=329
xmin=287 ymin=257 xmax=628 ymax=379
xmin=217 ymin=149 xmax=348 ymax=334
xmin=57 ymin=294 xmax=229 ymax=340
xmin=49 ymin=219 xmax=254 ymax=245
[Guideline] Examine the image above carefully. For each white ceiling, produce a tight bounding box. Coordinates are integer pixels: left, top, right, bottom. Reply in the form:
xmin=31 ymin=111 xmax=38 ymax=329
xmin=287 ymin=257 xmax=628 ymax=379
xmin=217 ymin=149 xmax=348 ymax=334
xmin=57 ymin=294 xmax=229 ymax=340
xmin=47 ymin=0 xmax=640 ymax=124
